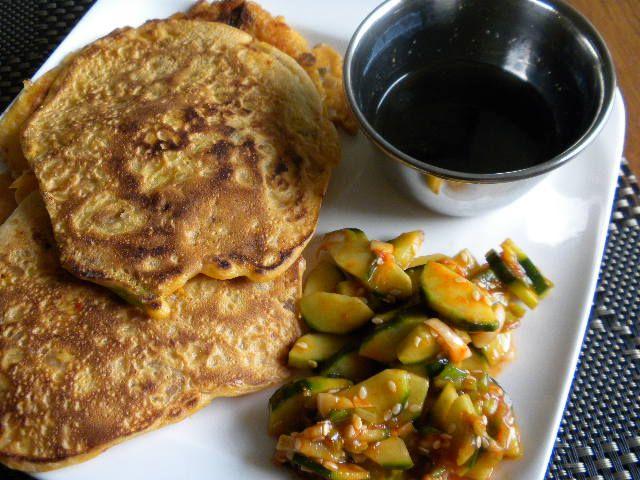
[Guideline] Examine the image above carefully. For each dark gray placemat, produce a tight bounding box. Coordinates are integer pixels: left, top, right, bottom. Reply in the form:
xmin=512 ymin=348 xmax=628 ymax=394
xmin=0 ymin=1 xmax=638 ymax=479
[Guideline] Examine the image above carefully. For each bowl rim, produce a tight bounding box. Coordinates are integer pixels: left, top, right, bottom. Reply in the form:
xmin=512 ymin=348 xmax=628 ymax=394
xmin=343 ymin=0 xmax=617 ymax=183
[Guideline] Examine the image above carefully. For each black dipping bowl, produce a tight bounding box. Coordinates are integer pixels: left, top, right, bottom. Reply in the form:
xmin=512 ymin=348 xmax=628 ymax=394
xmin=345 ymin=0 xmax=616 ymax=190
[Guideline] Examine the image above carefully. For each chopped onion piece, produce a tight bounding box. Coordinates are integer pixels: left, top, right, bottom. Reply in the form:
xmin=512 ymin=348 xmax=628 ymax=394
xmin=425 ymin=318 xmax=471 ymax=363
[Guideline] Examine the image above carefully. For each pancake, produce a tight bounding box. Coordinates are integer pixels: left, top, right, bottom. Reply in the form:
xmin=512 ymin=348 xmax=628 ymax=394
xmin=182 ymin=0 xmax=358 ymax=133
xmin=0 ymin=193 xmax=303 ymax=472
xmin=0 ymin=68 xmax=61 ymax=177
xmin=22 ymin=19 xmax=339 ymax=317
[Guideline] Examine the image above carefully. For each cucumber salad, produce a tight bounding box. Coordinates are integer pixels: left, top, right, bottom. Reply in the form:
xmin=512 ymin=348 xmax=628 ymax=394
xmin=268 ymin=229 xmax=553 ymax=480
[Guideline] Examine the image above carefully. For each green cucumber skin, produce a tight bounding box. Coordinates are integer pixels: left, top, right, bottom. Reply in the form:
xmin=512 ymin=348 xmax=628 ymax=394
xmin=291 ymin=453 xmax=332 ymax=478
xmin=485 ymin=250 xmax=517 ymax=285
xmin=518 ymin=257 xmax=550 ymax=295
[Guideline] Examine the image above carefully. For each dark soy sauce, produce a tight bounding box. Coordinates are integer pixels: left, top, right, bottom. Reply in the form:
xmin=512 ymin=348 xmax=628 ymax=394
xmin=374 ymin=61 xmax=562 ymax=174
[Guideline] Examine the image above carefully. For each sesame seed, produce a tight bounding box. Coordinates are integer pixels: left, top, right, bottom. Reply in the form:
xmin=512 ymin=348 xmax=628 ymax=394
xmin=345 ymin=425 xmax=357 ymax=439
xmin=475 ymin=436 xmax=482 ymax=448
xmin=372 ymin=316 xmax=384 ymax=324
xmin=455 ymin=277 xmax=465 ymax=283
xmin=409 ymin=404 xmax=421 ymax=413
xmin=414 ymin=336 xmax=422 ymax=347
xmin=308 ymin=360 xmax=318 ymax=368
xmin=297 ymin=341 xmax=309 ymax=350
xmin=482 ymin=437 xmax=490 ymax=448
xmin=294 ymin=439 xmax=302 ymax=450
xmin=358 ymin=386 xmax=368 ymax=399
xmin=481 ymin=415 xmax=488 ymax=425
xmin=323 ymin=460 xmax=339 ymax=472
xmin=441 ymin=433 xmax=453 ymax=440
xmin=391 ymin=403 xmax=403 ymax=415
xmin=387 ymin=380 xmax=397 ymax=393
xmin=432 ymin=440 xmax=441 ymax=450
xmin=472 ymin=290 xmax=481 ymax=301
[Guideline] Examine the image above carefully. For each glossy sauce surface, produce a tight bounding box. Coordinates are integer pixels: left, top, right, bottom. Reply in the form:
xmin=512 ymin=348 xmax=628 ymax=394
xmin=374 ymin=61 xmax=563 ymax=174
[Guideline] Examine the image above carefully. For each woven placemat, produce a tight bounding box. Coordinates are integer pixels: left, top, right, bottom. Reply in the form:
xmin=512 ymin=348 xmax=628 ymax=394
xmin=0 ymin=1 xmax=638 ymax=479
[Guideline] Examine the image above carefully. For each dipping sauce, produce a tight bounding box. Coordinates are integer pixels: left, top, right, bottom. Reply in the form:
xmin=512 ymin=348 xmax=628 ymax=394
xmin=374 ymin=61 xmax=563 ymax=174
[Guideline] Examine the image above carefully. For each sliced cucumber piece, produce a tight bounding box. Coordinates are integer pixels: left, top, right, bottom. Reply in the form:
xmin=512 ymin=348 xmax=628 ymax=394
xmin=289 ymin=333 xmax=350 ymax=369
xmin=501 ymin=239 xmax=554 ymax=297
xmin=359 ymin=309 xmax=427 ymax=363
xmin=421 ymin=262 xmax=499 ymax=331
xmin=455 ymin=349 xmax=490 ymax=373
xmin=336 ymin=279 xmax=368 ymax=297
xmin=320 ymin=350 xmax=380 ymax=382
xmin=453 ymin=248 xmax=478 ymax=273
xmin=408 ymin=253 xmax=448 ymax=269
xmin=397 ymin=373 xmax=429 ymax=423
xmin=304 ymin=260 xmax=345 ymax=295
xmin=360 ymin=426 xmax=391 ymax=442
xmin=434 ymin=364 xmax=469 ymax=389
xmin=396 ymin=324 xmax=440 ymax=364
xmin=425 ymin=358 xmax=450 ymax=377
xmin=291 ymin=454 xmax=370 ymax=480
xmin=389 ymin=231 xmax=424 ymax=269
xmin=317 ymin=392 xmax=355 ymax=417
xmin=268 ymin=377 xmax=352 ymax=435
xmin=339 ymin=369 xmax=410 ymax=422
xmin=324 ymin=229 xmax=412 ymax=300
xmin=480 ymin=332 xmax=513 ymax=367
xmin=405 ymin=266 xmax=422 ymax=296
xmin=301 ymin=292 xmax=374 ymax=334
xmin=364 ymin=437 xmax=413 ymax=470
xmin=430 ymin=382 xmax=458 ymax=430
xmin=465 ymin=451 xmax=502 ymax=480
xmin=368 ymin=259 xmax=413 ymax=301
xmin=486 ymin=249 xmax=539 ymax=308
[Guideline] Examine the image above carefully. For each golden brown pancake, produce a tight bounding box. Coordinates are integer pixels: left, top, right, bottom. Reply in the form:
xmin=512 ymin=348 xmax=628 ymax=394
xmin=22 ymin=18 xmax=339 ymax=317
xmin=0 ymin=193 xmax=303 ymax=472
xmin=182 ymin=0 xmax=358 ymax=133
xmin=0 ymin=68 xmax=61 ymax=177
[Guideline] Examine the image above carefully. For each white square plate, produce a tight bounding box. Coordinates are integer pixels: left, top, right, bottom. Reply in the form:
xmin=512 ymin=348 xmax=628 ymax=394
xmin=10 ymin=1 xmax=625 ymax=479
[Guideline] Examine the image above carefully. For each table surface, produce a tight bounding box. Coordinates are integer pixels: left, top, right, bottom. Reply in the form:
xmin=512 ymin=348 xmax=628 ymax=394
xmin=567 ymin=0 xmax=638 ymax=175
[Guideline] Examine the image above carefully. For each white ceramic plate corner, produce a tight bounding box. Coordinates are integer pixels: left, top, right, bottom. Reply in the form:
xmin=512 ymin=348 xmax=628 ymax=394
xmin=16 ymin=1 xmax=626 ymax=479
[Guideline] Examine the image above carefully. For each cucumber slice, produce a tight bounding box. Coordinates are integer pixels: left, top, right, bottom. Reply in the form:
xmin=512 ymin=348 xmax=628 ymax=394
xmin=430 ymin=382 xmax=458 ymax=429
xmin=368 ymin=260 xmax=413 ymax=301
xmin=268 ymin=377 xmax=352 ymax=435
xmin=396 ymin=324 xmax=440 ymax=364
xmin=289 ymin=334 xmax=350 ymax=369
xmin=480 ymin=332 xmax=513 ymax=367
xmin=455 ymin=349 xmax=490 ymax=373
xmin=397 ymin=373 xmax=429 ymax=423
xmin=389 ymin=231 xmax=424 ymax=269
xmin=408 ymin=253 xmax=448 ymax=268
xmin=425 ymin=358 xmax=450 ymax=377
xmin=405 ymin=266 xmax=422 ymax=295
xmin=291 ymin=454 xmax=370 ymax=480
xmin=364 ymin=437 xmax=413 ymax=470
xmin=465 ymin=451 xmax=502 ymax=480
xmin=453 ymin=248 xmax=478 ymax=273
xmin=421 ymin=262 xmax=499 ymax=331
xmin=434 ymin=364 xmax=468 ymax=389
xmin=320 ymin=350 xmax=380 ymax=382
xmin=360 ymin=426 xmax=391 ymax=442
xmin=339 ymin=369 xmax=410 ymax=422
xmin=304 ymin=260 xmax=345 ymax=295
xmin=359 ymin=309 xmax=427 ymax=363
xmin=301 ymin=292 xmax=374 ymax=334
xmin=324 ymin=229 xmax=412 ymax=300
xmin=336 ymin=279 xmax=368 ymax=297
xmin=486 ymin=249 xmax=539 ymax=308
xmin=501 ymin=239 xmax=554 ymax=297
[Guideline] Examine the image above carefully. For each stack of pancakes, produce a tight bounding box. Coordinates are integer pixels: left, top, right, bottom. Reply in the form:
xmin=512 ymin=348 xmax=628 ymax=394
xmin=0 ymin=0 xmax=351 ymax=472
